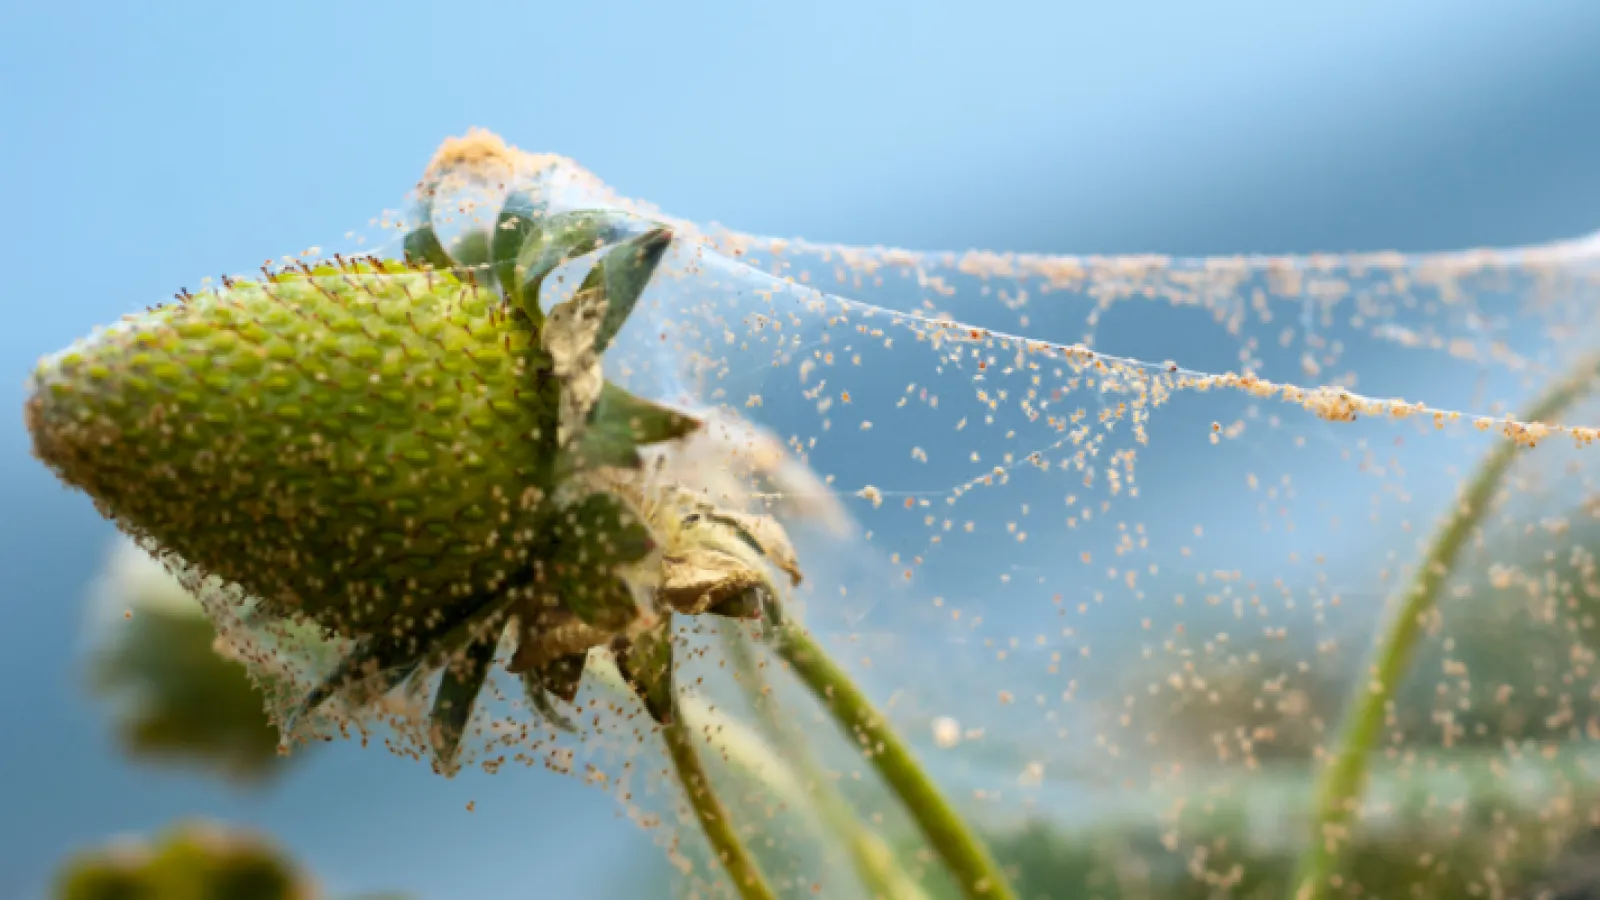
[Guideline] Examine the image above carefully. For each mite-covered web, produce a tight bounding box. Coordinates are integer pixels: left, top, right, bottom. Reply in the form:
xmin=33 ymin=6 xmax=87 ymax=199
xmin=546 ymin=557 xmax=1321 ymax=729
xmin=38 ymin=129 xmax=1600 ymax=899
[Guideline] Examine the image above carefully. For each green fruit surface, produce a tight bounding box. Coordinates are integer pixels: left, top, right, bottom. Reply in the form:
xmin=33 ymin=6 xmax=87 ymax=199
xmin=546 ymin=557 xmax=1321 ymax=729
xmin=28 ymin=259 xmax=559 ymax=638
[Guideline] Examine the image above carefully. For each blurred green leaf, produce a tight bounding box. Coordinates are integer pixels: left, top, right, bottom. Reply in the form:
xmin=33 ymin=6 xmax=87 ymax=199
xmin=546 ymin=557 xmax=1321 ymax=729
xmin=88 ymin=605 xmax=286 ymax=784
xmin=54 ymin=822 xmax=316 ymax=900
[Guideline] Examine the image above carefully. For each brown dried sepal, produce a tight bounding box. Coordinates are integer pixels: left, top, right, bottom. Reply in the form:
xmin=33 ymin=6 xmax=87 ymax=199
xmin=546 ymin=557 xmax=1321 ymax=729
xmin=658 ymin=551 xmax=768 ymax=616
xmin=507 ymin=608 xmax=620 ymax=675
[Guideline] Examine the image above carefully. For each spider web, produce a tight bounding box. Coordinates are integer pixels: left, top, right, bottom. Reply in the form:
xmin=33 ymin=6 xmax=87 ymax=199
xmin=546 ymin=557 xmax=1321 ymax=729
xmin=92 ymin=130 xmax=1600 ymax=897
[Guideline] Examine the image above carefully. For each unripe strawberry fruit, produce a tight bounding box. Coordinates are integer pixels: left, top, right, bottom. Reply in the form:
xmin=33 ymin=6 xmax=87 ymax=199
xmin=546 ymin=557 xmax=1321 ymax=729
xmin=26 ymin=160 xmax=695 ymax=765
xmin=27 ymin=258 xmax=560 ymax=639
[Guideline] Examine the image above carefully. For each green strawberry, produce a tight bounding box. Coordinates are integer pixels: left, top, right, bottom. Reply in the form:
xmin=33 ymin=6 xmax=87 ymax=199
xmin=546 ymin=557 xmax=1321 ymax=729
xmin=26 ymin=185 xmax=699 ymax=763
xmin=30 ymin=258 xmax=560 ymax=636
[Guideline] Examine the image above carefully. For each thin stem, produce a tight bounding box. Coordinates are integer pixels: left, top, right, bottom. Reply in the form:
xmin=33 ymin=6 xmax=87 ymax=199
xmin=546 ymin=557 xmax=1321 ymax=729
xmin=721 ymin=623 xmax=931 ymax=900
xmin=661 ymin=707 xmax=779 ymax=900
xmin=774 ymin=622 xmax=1016 ymax=900
xmin=1291 ymin=357 xmax=1600 ymax=900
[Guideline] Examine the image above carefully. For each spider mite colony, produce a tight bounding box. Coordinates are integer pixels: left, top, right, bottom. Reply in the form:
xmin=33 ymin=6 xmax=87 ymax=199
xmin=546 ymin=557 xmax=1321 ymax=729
xmin=28 ymin=129 xmax=1600 ymax=899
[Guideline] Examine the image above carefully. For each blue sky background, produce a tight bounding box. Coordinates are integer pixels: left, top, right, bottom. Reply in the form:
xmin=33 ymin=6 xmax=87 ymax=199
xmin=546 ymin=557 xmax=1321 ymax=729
xmin=4 ymin=1 xmax=1600 ymax=897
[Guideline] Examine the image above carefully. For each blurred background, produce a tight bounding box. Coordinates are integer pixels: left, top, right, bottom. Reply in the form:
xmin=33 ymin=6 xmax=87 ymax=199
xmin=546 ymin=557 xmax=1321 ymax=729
xmin=5 ymin=1 xmax=1600 ymax=897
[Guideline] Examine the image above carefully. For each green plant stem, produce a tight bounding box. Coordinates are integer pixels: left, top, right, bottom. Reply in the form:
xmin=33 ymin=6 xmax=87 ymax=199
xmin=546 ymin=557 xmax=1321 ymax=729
xmin=722 ymin=624 xmax=931 ymax=900
xmin=661 ymin=708 xmax=779 ymax=900
xmin=774 ymin=622 xmax=1016 ymax=900
xmin=1291 ymin=358 xmax=1600 ymax=900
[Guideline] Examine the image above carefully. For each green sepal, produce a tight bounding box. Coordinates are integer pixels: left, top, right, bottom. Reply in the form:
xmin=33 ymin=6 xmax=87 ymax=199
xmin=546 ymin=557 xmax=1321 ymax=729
xmin=590 ymin=225 xmax=673 ymax=354
xmin=402 ymin=224 xmax=454 ymax=272
xmin=553 ymin=492 xmax=656 ymax=567
xmin=539 ymin=650 xmax=589 ymax=704
xmin=428 ymin=629 xmax=499 ymax=771
xmin=520 ymin=669 xmax=577 ymax=732
xmin=617 ymin=622 xmax=674 ymax=724
xmin=547 ymin=226 xmax=672 ymax=375
xmin=491 ymin=189 xmax=547 ymax=314
xmin=286 ymin=591 xmax=516 ymax=734
xmin=514 ymin=209 xmax=654 ymax=316
xmin=539 ymin=492 xmax=654 ymax=629
xmin=566 ymin=382 xmax=701 ymax=473
xmin=284 ymin=636 xmax=423 ymax=738
xmin=401 ymin=194 xmax=455 ymax=272
xmin=559 ymin=574 xmax=640 ymax=632
xmin=414 ymin=594 xmax=517 ymax=670
xmin=452 ymin=230 xmax=491 ymax=271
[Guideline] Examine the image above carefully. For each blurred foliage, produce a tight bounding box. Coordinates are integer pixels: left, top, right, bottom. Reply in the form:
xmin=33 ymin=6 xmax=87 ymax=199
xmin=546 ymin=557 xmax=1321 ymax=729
xmin=57 ymin=547 xmax=414 ymax=899
xmin=54 ymin=821 xmax=315 ymax=900
xmin=891 ymin=771 xmax=1600 ymax=899
xmin=974 ymin=819 xmax=1594 ymax=900
xmin=84 ymin=543 xmax=293 ymax=783
xmin=81 ymin=501 xmax=1600 ymax=897
xmin=1118 ymin=614 xmax=1600 ymax=768
xmin=1121 ymin=509 xmax=1600 ymax=767
xmin=1118 ymin=641 xmax=1339 ymax=766
xmin=88 ymin=598 xmax=287 ymax=783
xmin=613 ymin=730 xmax=1600 ymax=898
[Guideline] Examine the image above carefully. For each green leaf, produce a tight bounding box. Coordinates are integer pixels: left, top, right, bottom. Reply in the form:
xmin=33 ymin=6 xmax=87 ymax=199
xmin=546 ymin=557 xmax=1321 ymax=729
xmin=428 ymin=631 xmax=498 ymax=771
xmin=617 ymin=622 xmax=675 ymax=724
xmin=569 ymin=382 xmax=700 ymax=472
xmin=55 ymin=824 xmax=313 ymax=900
xmin=88 ymin=606 xmax=289 ymax=782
